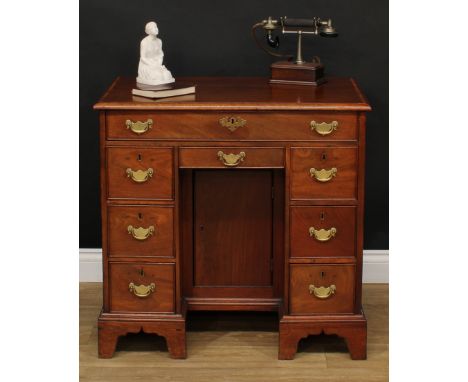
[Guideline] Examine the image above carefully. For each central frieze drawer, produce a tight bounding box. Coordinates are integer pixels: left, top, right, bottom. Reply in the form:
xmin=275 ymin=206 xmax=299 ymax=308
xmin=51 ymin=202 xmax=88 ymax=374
xmin=179 ymin=147 xmax=284 ymax=168
xmin=106 ymin=111 xmax=358 ymax=141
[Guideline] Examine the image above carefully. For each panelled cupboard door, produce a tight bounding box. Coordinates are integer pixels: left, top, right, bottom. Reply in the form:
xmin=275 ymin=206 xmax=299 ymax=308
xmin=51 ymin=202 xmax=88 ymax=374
xmin=290 ymin=147 xmax=358 ymax=200
xmin=107 ymin=147 xmax=174 ymax=200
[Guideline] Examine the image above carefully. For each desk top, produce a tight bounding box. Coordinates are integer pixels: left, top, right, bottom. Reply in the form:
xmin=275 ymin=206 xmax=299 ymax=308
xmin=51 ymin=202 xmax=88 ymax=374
xmin=94 ymin=77 xmax=371 ymax=111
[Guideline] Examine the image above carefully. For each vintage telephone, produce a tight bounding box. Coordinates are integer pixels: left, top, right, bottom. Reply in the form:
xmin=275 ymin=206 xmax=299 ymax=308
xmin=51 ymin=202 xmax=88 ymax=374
xmin=252 ymin=16 xmax=338 ymax=85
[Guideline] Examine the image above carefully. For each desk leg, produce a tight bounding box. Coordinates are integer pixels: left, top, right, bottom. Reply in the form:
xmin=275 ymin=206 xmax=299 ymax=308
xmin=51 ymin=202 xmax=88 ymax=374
xmin=98 ymin=316 xmax=186 ymax=359
xmin=278 ymin=313 xmax=367 ymax=360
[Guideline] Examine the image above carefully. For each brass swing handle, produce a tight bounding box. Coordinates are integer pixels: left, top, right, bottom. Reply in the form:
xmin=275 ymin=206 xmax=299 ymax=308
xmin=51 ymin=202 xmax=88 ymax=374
xmin=309 ymin=227 xmax=337 ymax=242
xmin=125 ymin=119 xmax=153 ymax=135
xmin=309 ymin=167 xmax=337 ymax=182
xmin=310 ymin=120 xmax=338 ymax=136
xmin=127 ymin=225 xmax=155 ymax=241
xmin=309 ymin=284 xmax=336 ymax=299
xmin=217 ymin=151 xmax=246 ymax=167
xmin=126 ymin=168 xmax=154 ymax=183
xmin=128 ymin=282 xmax=155 ymax=298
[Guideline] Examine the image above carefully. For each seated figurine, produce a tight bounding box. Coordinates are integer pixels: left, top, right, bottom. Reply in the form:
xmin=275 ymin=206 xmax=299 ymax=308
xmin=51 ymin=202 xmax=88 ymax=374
xmin=136 ymin=21 xmax=175 ymax=86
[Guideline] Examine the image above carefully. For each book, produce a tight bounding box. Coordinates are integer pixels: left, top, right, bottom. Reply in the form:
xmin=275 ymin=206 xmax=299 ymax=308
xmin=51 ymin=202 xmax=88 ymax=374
xmin=132 ymin=82 xmax=196 ymax=99
xmin=132 ymin=94 xmax=196 ymax=103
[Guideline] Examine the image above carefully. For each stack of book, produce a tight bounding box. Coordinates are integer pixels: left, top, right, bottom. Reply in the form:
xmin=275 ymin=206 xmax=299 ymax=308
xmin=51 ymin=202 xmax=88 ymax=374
xmin=132 ymin=82 xmax=196 ymax=99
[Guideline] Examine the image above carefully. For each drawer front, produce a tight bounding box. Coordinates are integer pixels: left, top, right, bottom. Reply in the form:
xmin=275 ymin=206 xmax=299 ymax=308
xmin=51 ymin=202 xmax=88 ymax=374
xmin=109 ymin=263 xmax=175 ymax=313
xmin=106 ymin=111 xmax=357 ymax=141
xmin=290 ymin=206 xmax=356 ymax=258
xmin=107 ymin=147 xmax=173 ymax=200
xmin=179 ymin=147 xmax=284 ymax=168
xmin=291 ymin=147 xmax=357 ymax=200
xmin=290 ymin=264 xmax=355 ymax=314
xmin=108 ymin=205 xmax=174 ymax=258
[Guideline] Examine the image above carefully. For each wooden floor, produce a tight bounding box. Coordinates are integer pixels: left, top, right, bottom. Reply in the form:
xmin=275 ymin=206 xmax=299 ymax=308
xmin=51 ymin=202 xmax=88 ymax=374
xmin=80 ymin=283 xmax=388 ymax=381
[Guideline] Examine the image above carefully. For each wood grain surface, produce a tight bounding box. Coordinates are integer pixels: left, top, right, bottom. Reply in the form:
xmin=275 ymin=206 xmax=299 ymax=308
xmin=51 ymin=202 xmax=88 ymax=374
xmin=94 ymin=77 xmax=371 ymax=111
xmin=81 ymin=283 xmax=388 ymax=381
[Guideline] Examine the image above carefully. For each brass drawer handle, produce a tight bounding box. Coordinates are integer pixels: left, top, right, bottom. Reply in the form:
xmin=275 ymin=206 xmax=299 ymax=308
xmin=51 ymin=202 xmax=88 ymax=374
xmin=127 ymin=225 xmax=155 ymax=241
xmin=309 ymin=284 xmax=336 ymax=299
xmin=217 ymin=151 xmax=246 ymax=167
xmin=126 ymin=168 xmax=154 ymax=183
xmin=309 ymin=167 xmax=337 ymax=182
xmin=125 ymin=119 xmax=153 ymax=135
xmin=309 ymin=227 xmax=337 ymax=242
xmin=128 ymin=282 xmax=155 ymax=298
xmin=310 ymin=120 xmax=338 ymax=136
xmin=219 ymin=116 xmax=246 ymax=132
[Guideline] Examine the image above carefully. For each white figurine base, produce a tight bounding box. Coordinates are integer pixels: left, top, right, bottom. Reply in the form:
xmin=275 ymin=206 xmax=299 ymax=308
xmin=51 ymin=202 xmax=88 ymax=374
xmin=136 ymin=76 xmax=175 ymax=86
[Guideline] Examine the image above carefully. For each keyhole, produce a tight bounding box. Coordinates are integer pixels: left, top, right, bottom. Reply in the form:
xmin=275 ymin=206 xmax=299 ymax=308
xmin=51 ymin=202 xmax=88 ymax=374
xmin=139 ymin=268 xmax=144 ymax=277
xmin=230 ymin=117 xmax=235 ymax=124
xmin=320 ymin=212 xmax=325 ymax=221
xmin=138 ymin=212 xmax=143 ymax=220
xmin=137 ymin=153 xmax=142 ymax=161
xmin=320 ymin=271 xmax=325 ymax=278
xmin=321 ymin=152 xmax=327 ymax=161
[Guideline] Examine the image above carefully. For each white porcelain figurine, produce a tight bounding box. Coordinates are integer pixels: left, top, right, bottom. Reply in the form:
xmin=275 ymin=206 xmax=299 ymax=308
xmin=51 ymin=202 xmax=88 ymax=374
xmin=136 ymin=21 xmax=175 ymax=86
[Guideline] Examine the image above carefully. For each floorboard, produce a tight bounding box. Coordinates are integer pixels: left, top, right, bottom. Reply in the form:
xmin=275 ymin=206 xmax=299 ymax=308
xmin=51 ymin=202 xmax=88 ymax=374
xmin=80 ymin=283 xmax=388 ymax=382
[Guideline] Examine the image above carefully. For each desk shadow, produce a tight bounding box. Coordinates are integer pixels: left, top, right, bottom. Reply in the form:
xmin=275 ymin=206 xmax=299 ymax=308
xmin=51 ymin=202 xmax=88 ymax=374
xmin=298 ymin=334 xmax=348 ymax=354
xmin=187 ymin=311 xmax=279 ymax=332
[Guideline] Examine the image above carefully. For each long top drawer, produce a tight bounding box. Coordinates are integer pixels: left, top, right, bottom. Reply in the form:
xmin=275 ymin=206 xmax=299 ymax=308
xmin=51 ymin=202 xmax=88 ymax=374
xmin=106 ymin=111 xmax=358 ymax=141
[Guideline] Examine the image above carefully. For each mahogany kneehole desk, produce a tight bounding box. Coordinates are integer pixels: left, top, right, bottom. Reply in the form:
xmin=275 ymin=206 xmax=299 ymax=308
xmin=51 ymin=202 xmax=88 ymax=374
xmin=94 ymin=77 xmax=371 ymax=360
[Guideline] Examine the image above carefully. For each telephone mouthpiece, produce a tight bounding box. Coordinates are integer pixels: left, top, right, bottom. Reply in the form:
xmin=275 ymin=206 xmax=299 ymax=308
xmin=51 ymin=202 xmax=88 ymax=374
xmin=320 ymin=26 xmax=338 ymax=37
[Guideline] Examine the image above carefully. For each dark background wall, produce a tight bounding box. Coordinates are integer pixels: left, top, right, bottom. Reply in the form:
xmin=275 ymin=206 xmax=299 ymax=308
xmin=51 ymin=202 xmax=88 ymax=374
xmin=80 ymin=0 xmax=388 ymax=249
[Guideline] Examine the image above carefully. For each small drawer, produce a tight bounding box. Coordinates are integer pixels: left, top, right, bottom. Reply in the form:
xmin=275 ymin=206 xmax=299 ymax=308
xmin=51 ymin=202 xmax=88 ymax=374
xmin=106 ymin=111 xmax=357 ymax=141
xmin=291 ymin=147 xmax=357 ymax=200
xmin=109 ymin=263 xmax=175 ymax=313
xmin=179 ymin=147 xmax=284 ymax=168
xmin=290 ymin=264 xmax=355 ymax=314
xmin=108 ymin=205 xmax=174 ymax=258
xmin=107 ymin=147 xmax=173 ymax=200
xmin=290 ymin=206 xmax=356 ymax=258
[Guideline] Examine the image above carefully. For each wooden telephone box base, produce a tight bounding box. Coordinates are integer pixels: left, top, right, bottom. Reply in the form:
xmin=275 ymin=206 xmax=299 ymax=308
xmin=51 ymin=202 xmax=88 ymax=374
xmin=270 ymin=61 xmax=326 ymax=86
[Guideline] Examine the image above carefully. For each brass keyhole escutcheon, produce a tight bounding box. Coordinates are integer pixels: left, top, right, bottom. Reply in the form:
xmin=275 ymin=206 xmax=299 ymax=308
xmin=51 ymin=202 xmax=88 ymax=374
xmin=321 ymin=152 xmax=327 ymax=161
xmin=219 ymin=116 xmax=247 ymax=132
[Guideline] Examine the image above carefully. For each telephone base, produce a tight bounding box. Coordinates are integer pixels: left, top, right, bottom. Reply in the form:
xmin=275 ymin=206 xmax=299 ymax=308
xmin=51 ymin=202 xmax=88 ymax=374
xmin=270 ymin=61 xmax=326 ymax=86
